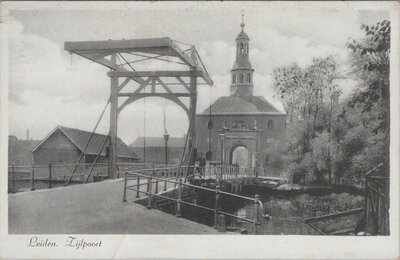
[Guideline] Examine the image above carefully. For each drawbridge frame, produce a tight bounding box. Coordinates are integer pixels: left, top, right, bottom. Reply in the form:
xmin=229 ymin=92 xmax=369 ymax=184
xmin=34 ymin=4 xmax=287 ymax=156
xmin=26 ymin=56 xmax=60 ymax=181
xmin=65 ymin=37 xmax=213 ymax=179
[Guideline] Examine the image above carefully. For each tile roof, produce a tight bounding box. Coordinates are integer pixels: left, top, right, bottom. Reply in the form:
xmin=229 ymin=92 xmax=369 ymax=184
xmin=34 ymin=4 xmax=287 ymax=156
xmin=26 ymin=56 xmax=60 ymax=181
xmin=33 ymin=126 xmax=138 ymax=158
xmin=130 ymin=136 xmax=186 ymax=148
xmin=201 ymin=96 xmax=286 ymax=115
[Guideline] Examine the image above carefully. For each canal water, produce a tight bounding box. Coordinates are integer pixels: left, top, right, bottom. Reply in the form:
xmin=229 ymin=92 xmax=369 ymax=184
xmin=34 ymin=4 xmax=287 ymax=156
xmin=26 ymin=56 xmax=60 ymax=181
xmin=159 ymin=189 xmax=364 ymax=235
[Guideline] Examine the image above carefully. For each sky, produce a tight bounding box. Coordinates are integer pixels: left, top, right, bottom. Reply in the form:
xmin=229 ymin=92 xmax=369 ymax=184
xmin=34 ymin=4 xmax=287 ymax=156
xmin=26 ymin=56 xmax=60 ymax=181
xmin=3 ymin=2 xmax=390 ymax=144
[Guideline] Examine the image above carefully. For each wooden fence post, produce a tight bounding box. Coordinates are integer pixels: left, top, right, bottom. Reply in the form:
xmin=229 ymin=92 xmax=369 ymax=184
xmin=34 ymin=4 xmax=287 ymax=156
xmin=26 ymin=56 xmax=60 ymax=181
xmin=176 ymin=179 xmax=182 ymax=217
xmin=147 ymin=175 xmax=153 ymax=209
xmin=48 ymin=163 xmax=53 ymax=189
xmin=31 ymin=165 xmax=35 ymax=191
xmin=12 ymin=163 xmax=16 ymax=193
xmin=136 ymin=175 xmax=140 ymax=198
xmin=213 ymin=184 xmax=220 ymax=229
xmin=123 ymin=170 xmax=128 ymax=202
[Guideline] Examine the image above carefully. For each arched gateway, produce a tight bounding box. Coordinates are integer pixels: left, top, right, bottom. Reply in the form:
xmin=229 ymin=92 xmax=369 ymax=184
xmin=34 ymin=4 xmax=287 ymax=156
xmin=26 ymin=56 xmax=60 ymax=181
xmin=65 ymin=37 xmax=213 ymax=179
xmin=219 ymin=120 xmax=263 ymax=171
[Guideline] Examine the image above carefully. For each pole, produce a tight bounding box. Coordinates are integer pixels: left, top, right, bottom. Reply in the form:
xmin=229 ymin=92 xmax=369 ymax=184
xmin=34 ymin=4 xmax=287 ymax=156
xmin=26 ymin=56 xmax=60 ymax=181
xmin=31 ymin=165 xmax=35 ymax=191
xmin=213 ymin=184 xmax=220 ymax=229
xmin=136 ymin=175 xmax=140 ymax=198
xmin=176 ymin=179 xmax=182 ymax=217
xmin=254 ymin=194 xmax=260 ymax=235
xmin=48 ymin=163 xmax=53 ymax=189
xmin=108 ymin=53 xmax=118 ymax=179
xmin=147 ymin=175 xmax=153 ymax=209
xmin=123 ymin=169 xmax=128 ymax=202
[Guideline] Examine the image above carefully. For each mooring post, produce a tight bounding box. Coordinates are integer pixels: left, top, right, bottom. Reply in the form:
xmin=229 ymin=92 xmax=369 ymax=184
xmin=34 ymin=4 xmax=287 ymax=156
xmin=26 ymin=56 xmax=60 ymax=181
xmin=123 ymin=168 xmax=128 ymax=202
xmin=136 ymin=175 xmax=140 ymax=198
xmin=147 ymin=175 xmax=153 ymax=209
xmin=31 ymin=165 xmax=35 ymax=191
xmin=213 ymin=184 xmax=220 ymax=229
xmin=48 ymin=163 xmax=53 ymax=189
xmin=253 ymin=194 xmax=260 ymax=234
xmin=12 ymin=163 xmax=16 ymax=193
xmin=176 ymin=179 xmax=182 ymax=217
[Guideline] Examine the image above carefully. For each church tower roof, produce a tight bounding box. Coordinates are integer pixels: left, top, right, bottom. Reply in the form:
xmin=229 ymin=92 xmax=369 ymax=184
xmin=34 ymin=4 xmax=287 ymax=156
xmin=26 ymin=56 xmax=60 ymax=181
xmin=230 ymin=13 xmax=254 ymax=97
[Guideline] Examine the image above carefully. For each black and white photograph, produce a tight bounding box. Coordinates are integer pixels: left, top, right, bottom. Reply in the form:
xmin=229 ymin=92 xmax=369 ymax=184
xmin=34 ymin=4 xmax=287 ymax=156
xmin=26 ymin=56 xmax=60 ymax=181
xmin=0 ymin=1 xmax=399 ymax=259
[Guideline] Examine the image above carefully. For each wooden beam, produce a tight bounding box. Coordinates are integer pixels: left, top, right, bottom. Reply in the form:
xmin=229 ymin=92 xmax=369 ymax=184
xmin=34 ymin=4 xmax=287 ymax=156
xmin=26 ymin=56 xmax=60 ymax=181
xmin=107 ymin=71 xmax=201 ymax=78
xmin=118 ymin=93 xmax=191 ymax=97
xmin=65 ymin=37 xmax=172 ymax=53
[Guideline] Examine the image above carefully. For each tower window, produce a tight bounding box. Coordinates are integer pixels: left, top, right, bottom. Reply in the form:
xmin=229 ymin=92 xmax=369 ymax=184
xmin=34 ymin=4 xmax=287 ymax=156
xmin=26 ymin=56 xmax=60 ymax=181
xmin=240 ymin=43 xmax=244 ymax=54
xmin=207 ymin=120 xmax=214 ymax=130
xmin=239 ymin=74 xmax=244 ymax=83
xmin=267 ymin=120 xmax=274 ymax=130
xmin=233 ymin=74 xmax=236 ymax=84
xmin=247 ymin=73 xmax=251 ymax=83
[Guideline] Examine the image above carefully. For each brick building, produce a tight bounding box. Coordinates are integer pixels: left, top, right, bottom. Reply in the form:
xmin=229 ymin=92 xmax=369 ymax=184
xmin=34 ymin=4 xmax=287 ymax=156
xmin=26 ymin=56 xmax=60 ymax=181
xmin=196 ymin=18 xmax=286 ymax=169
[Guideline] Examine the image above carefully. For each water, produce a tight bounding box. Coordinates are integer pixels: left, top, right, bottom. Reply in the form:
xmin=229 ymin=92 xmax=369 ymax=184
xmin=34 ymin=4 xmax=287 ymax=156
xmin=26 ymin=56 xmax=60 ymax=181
xmin=239 ymin=193 xmax=364 ymax=235
xmin=160 ymin=190 xmax=364 ymax=235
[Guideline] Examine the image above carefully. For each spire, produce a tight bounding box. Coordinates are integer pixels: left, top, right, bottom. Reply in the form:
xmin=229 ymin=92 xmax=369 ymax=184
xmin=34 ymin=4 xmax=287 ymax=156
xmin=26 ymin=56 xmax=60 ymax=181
xmin=230 ymin=12 xmax=254 ymax=97
xmin=241 ymin=11 xmax=245 ymax=30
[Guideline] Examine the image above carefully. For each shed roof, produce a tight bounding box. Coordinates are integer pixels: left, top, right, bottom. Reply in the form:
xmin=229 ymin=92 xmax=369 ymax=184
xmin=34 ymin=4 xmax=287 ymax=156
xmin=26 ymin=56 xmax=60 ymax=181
xmin=130 ymin=137 xmax=185 ymax=148
xmin=33 ymin=126 xmax=138 ymax=159
xmin=201 ymin=96 xmax=286 ymax=115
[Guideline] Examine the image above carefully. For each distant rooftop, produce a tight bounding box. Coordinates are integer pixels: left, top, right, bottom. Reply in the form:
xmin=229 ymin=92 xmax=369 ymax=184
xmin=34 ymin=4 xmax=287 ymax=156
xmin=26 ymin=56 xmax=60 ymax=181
xmin=131 ymin=136 xmax=185 ymax=148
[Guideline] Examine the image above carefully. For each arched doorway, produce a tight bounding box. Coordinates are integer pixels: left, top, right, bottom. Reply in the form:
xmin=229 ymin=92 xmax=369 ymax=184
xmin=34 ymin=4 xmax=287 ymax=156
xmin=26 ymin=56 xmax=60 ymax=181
xmin=230 ymin=146 xmax=250 ymax=168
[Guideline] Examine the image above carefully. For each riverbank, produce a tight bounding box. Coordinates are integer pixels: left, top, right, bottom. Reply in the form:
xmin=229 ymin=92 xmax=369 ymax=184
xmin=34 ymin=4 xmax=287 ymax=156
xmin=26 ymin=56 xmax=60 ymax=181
xmin=8 ymin=178 xmax=218 ymax=234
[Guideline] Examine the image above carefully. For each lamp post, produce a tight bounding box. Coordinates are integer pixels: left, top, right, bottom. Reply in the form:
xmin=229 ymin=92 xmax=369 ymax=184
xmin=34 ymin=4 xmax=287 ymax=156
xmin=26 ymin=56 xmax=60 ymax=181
xmin=219 ymin=133 xmax=225 ymax=165
xmin=163 ymin=131 xmax=170 ymax=165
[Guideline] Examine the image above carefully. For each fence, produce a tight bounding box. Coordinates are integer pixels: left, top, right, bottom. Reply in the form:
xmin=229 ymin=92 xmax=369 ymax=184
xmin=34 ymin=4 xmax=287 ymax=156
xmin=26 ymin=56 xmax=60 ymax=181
xmin=122 ymin=168 xmax=267 ymax=234
xmin=7 ymin=162 xmax=176 ymax=193
xmin=365 ymin=163 xmax=389 ymax=235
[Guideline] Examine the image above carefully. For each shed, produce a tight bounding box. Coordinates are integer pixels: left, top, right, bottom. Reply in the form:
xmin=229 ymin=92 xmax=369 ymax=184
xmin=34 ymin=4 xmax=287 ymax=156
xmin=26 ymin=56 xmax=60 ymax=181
xmin=32 ymin=126 xmax=139 ymax=165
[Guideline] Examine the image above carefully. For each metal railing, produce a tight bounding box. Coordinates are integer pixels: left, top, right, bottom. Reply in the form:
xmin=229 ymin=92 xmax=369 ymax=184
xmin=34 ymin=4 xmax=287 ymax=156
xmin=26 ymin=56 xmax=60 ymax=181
xmin=122 ymin=167 xmax=267 ymax=234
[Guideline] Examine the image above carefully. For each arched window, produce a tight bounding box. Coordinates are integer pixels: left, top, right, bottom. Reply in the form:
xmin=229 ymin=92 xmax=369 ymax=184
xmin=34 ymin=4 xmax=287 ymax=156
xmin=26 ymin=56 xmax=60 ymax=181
xmin=232 ymin=74 xmax=236 ymax=84
xmin=207 ymin=120 xmax=214 ymax=130
xmin=239 ymin=74 xmax=244 ymax=83
xmin=246 ymin=44 xmax=249 ymax=54
xmin=247 ymin=73 xmax=251 ymax=83
xmin=240 ymin=43 xmax=244 ymax=54
xmin=267 ymin=120 xmax=274 ymax=130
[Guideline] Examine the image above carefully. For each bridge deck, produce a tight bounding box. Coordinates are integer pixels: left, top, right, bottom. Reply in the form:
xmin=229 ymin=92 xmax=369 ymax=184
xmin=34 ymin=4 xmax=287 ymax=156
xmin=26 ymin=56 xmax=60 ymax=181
xmin=8 ymin=178 xmax=217 ymax=234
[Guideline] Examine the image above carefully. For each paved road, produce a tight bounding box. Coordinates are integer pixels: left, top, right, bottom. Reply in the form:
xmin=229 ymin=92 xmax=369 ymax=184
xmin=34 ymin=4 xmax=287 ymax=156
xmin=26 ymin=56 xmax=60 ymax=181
xmin=8 ymin=178 xmax=217 ymax=234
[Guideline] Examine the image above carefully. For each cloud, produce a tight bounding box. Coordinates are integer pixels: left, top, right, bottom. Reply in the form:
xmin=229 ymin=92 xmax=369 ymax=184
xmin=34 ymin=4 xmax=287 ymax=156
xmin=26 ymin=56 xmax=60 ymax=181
xmin=7 ymin=7 xmax=376 ymax=143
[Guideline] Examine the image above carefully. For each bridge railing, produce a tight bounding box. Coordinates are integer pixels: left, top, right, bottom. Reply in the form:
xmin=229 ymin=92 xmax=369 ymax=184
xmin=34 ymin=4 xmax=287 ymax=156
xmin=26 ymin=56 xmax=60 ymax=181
xmin=122 ymin=167 xmax=267 ymax=234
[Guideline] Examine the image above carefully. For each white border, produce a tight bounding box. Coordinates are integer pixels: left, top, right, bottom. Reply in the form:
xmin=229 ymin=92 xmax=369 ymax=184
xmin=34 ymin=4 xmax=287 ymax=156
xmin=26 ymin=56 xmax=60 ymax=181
xmin=0 ymin=2 xmax=399 ymax=259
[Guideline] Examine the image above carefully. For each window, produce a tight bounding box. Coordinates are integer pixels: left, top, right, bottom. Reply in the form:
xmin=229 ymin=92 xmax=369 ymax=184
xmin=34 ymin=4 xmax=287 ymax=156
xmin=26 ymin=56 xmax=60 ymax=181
xmin=239 ymin=74 xmax=244 ymax=83
xmin=247 ymin=73 xmax=251 ymax=83
xmin=267 ymin=120 xmax=274 ymax=130
xmin=232 ymin=74 xmax=236 ymax=84
xmin=207 ymin=120 xmax=213 ymax=130
xmin=240 ymin=43 xmax=244 ymax=54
